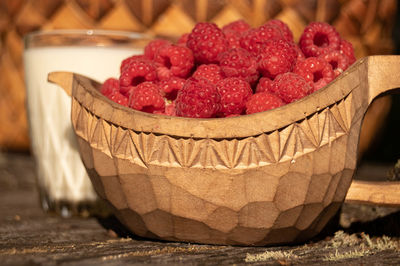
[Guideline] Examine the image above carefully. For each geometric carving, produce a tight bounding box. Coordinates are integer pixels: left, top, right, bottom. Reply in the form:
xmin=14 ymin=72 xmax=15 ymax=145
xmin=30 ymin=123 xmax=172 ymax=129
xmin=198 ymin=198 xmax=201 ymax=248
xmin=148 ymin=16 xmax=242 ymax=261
xmin=48 ymin=55 xmax=400 ymax=245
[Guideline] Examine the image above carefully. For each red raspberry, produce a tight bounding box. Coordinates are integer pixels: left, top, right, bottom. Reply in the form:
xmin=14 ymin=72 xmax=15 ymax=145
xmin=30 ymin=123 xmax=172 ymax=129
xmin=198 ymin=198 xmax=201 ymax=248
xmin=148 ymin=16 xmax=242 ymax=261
xmin=120 ymin=54 xmax=148 ymax=73
xmin=187 ymin=22 xmax=228 ymax=64
xmin=154 ymin=44 xmax=194 ymax=80
xmin=101 ymin=77 xmax=119 ymax=96
xmin=319 ymin=49 xmax=349 ymax=77
xmin=294 ymin=45 xmax=306 ymax=61
xmin=222 ymin=19 xmax=251 ymax=34
xmin=265 ymin=19 xmax=294 ymax=43
xmin=240 ymin=24 xmax=284 ymax=55
xmin=257 ymin=39 xmax=297 ymax=79
xmin=224 ymin=30 xmax=242 ymax=49
xmin=144 ymin=39 xmax=172 ymax=60
xmin=158 ymin=77 xmax=185 ymax=100
xmin=245 ymin=92 xmax=284 ymax=114
xmin=101 ymin=78 xmax=129 ymax=107
xmin=192 ymin=64 xmax=224 ymax=84
xmin=216 ymin=77 xmax=253 ymax=116
xmin=128 ymin=82 xmax=165 ymax=113
xmin=177 ymin=33 xmax=189 ymax=46
xmin=218 ymin=48 xmax=259 ymax=85
xmin=340 ymin=39 xmax=356 ymax=65
xmin=175 ymin=78 xmax=220 ymax=118
xmin=119 ymin=59 xmax=158 ymax=95
xmin=272 ymin=72 xmax=312 ymax=103
xmin=293 ymin=56 xmax=335 ymax=92
xmin=154 ymin=101 xmax=177 ymax=116
xmin=299 ymin=22 xmax=341 ymax=57
xmin=255 ymin=77 xmax=274 ymax=93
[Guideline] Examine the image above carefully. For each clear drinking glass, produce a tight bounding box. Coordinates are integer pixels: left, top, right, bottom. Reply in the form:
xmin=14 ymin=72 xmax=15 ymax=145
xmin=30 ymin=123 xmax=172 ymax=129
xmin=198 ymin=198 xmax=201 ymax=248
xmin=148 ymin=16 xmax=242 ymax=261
xmin=23 ymin=29 xmax=150 ymax=217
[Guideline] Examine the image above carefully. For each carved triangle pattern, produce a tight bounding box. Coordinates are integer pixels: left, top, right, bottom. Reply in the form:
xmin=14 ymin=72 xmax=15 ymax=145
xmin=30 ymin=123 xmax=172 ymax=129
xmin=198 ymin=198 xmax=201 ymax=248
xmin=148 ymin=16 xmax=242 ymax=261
xmin=73 ymin=94 xmax=356 ymax=169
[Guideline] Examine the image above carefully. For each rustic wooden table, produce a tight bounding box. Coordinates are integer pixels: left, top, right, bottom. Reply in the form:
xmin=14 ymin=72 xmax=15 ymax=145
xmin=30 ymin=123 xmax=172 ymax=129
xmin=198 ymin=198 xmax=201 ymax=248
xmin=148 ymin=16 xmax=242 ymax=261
xmin=1 ymin=151 xmax=399 ymax=265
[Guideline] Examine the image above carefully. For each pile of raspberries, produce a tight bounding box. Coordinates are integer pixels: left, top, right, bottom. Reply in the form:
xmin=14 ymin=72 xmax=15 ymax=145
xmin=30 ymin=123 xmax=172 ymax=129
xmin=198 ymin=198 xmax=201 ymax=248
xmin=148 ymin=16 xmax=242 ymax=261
xmin=101 ymin=20 xmax=356 ymax=118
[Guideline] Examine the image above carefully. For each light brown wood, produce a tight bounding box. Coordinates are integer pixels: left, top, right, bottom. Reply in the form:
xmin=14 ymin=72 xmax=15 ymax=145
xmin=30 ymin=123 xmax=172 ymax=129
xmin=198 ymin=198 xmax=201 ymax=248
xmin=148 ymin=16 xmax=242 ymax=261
xmin=346 ymin=180 xmax=400 ymax=207
xmin=49 ymin=55 xmax=400 ymax=246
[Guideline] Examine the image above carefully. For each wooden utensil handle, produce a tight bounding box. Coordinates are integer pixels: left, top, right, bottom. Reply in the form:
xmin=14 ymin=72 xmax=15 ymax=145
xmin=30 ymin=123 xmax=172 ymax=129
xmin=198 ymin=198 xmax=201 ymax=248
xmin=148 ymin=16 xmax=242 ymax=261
xmin=345 ymin=180 xmax=400 ymax=207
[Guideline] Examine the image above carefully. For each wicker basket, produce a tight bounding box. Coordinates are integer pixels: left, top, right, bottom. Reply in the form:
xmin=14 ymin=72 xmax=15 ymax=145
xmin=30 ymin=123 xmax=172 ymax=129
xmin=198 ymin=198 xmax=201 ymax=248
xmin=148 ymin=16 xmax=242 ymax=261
xmin=0 ymin=0 xmax=397 ymax=151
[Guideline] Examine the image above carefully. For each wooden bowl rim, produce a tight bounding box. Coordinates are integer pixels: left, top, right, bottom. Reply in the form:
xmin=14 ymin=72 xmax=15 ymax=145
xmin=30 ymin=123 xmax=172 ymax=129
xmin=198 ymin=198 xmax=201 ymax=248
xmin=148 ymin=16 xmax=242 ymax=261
xmin=72 ymin=58 xmax=365 ymax=139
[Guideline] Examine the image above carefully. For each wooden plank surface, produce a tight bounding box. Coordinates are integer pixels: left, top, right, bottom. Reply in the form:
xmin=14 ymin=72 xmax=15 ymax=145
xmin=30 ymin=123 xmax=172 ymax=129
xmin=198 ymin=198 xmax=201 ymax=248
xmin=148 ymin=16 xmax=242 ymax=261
xmin=1 ymin=152 xmax=399 ymax=265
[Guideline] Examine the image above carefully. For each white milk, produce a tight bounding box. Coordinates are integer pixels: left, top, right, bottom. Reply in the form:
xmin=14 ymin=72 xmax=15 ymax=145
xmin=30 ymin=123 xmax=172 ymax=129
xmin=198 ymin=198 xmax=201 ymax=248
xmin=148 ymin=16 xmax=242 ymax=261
xmin=24 ymin=46 xmax=141 ymax=215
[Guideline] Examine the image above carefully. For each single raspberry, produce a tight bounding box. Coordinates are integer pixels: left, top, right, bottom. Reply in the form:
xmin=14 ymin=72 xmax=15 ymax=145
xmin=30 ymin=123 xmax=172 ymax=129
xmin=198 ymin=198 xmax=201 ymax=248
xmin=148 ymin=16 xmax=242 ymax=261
xmin=158 ymin=77 xmax=185 ymax=100
xmin=216 ymin=77 xmax=253 ymax=116
xmin=299 ymin=22 xmax=341 ymax=57
xmin=218 ymin=48 xmax=259 ymax=85
xmin=222 ymin=20 xmax=251 ymax=50
xmin=265 ymin=19 xmax=294 ymax=43
xmin=271 ymin=72 xmax=313 ymax=103
xmin=245 ymin=92 xmax=284 ymax=114
xmin=293 ymin=56 xmax=335 ymax=92
xmin=224 ymin=30 xmax=242 ymax=49
xmin=294 ymin=44 xmax=306 ymax=61
xmin=240 ymin=24 xmax=284 ymax=55
xmin=128 ymin=82 xmax=165 ymax=113
xmin=144 ymin=39 xmax=172 ymax=60
xmin=101 ymin=77 xmax=119 ymax=96
xmin=120 ymin=54 xmax=148 ymax=73
xmin=154 ymin=44 xmax=194 ymax=80
xmin=192 ymin=64 xmax=225 ymax=84
xmin=119 ymin=59 xmax=158 ymax=95
xmin=222 ymin=19 xmax=251 ymax=34
xmin=175 ymin=78 xmax=220 ymax=118
xmin=101 ymin=78 xmax=129 ymax=107
xmin=319 ymin=49 xmax=349 ymax=77
xmin=177 ymin=33 xmax=189 ymax=46
xmin=257 ymin=39 xmax=297 ymax=79
xmin=340 ymin=39 xmax=356 ymax=65
xmin=154 ymin=101 xmax=177 ymax=116
xmin=255 ymin=77 xmax=274 ymax=93
xmin=187 ymin=22 xmax=228 ymax=64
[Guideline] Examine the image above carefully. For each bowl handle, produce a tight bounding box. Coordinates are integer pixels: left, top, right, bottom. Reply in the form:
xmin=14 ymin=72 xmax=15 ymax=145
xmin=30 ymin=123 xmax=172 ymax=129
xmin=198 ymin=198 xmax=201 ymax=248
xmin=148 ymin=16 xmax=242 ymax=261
xmin=344 ymin=55 xmax=400 ymax=207
xmin=47 ymin=71 xmax=74 ymax=96
xmin=366 ymin=55 xmax=400 ymax=105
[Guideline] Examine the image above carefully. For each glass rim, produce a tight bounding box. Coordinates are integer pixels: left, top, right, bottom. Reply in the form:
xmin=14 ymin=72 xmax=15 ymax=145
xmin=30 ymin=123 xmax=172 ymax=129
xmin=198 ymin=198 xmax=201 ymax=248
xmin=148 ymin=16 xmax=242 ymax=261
xmin=24 ymin=29 xmax=152 ymax=49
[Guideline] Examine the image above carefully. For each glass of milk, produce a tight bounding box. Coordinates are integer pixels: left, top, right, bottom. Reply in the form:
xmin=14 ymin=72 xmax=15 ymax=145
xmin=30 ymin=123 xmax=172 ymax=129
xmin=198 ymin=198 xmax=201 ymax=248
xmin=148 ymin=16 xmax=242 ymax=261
xmin=23 ymin=29 xmax=150 ymax=217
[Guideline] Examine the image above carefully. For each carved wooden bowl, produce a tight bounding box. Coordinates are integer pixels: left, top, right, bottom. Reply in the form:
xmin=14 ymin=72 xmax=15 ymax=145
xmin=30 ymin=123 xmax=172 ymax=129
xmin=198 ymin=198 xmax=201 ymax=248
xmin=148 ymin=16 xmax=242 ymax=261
xmin=49 ymin=56 xmax=400 ymax=246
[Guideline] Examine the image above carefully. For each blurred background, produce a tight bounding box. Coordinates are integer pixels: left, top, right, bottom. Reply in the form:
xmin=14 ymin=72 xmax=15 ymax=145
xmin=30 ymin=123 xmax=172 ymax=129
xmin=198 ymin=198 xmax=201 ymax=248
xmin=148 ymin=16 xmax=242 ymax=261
xmin=0 ymin=0 xmax=399 ymax=167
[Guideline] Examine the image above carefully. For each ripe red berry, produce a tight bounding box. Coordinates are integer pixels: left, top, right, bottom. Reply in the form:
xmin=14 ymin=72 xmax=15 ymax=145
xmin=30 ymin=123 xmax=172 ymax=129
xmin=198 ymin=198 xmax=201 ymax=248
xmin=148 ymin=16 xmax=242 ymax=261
xmin=257 ymin=39 xmax=297 ymax=79
xmin=246 ymin=92 xmax=285 ymax=114
xmin=158 ymin=77 xmax=185 ymax=100
xmin=272 ymin=72 xmax=313 ymax=103
xmin=216 ymin=77 xmax=253 ymax=116
xmin=240 ymin=24 xmax=285 ymax=56
xmin=265 ymin=19 xmax=294 ymax=43
xmin=120 ymin=54 xmax=148 ymax=73
xmin=256 ymin=77 xmax=274 ymax=93
xmin=299 ymin=22 xmax=341 ymax=57
xmin=192 ymin=64 xmax=225 ymax=84
xmin=128 ymin=82 xmax=165 ymax=113
xmin=101 ymin=78 xmax=129 ymax=107
xmin=218 ymin=48 xmax=259 ymax=85
xmin=144 ymin=39 xmax=172 ymax=60
xmin=319 ymin=49 xmax=349 ymax=77
xmin=119 ymin=59 xmax=158 ymax=95
xmin=187 ymin=22 xmax=229 ymax=64
xmin=175 ymin=78 xmax=220 ymax=118
xmin=339 ymin=39 xmax=356 ymax=65
xmin=293 ymin=56 xmax=335 ymax=92
xmin=154 ymin=44 xmax=194 ymax=80
xmin=222 ymin=19 xmax=251 ymax=34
